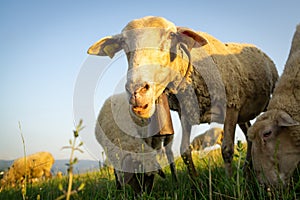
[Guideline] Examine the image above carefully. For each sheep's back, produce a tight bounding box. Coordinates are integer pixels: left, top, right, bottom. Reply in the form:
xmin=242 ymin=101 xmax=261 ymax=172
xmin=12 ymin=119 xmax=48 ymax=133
xmin=188 ymin=32 xmax=278 ymax=123
xmin=5 ymin=152 xmax=54 ymax=181
xmin=268 ymin=51 xmax=300 ymax=121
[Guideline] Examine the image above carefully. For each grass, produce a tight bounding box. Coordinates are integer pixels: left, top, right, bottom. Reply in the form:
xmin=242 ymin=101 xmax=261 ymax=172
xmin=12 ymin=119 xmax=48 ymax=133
xmin=1 ymin=121 xmax=299 ymax=199
xmin=0 ymin=142 xmax=299 ymax=200
xmin=18 ymin=121 xmax=27 ymax=200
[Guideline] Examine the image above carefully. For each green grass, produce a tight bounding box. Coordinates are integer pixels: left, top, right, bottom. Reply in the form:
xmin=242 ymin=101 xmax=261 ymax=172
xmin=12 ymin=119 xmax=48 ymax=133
xmin=0 ymin=144 xmax=299 ymax=200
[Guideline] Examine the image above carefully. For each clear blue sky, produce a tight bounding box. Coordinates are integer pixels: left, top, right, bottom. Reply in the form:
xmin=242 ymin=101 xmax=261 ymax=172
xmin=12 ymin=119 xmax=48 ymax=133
xmin=1 ymin=1 xmax=299 ymax=161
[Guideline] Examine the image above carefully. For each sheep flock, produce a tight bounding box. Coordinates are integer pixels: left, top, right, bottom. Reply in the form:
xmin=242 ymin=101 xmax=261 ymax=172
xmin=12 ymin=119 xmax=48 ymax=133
xmin=88 ymin=16 xmax=299 ymax=193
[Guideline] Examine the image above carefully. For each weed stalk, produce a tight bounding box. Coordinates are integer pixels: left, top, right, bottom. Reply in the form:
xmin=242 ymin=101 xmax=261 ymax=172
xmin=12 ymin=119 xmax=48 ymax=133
xmin=56 ymin=119 xmax=85 ymax=200
xmin=18 ymin=121 xmax=27 ymax=200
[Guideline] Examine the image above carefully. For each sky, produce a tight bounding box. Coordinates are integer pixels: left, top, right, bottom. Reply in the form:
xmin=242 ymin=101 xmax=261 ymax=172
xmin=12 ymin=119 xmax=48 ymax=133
xmin=0 ymin=1 xmax=300 ymax=162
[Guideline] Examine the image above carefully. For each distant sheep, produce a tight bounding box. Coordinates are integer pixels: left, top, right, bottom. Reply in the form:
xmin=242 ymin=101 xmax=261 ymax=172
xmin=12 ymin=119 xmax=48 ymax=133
xmin=248 ymin=24 xmax=300 ymax=187
xmin=95 ymin=93 xmax=176 ymax=194
xmin=191 ymin=127 xmax=224 ymax=151
xmin=1 ymin=152 xmax=54 ymax=188
xmin=88 ymin=16 xmax=279 ymax=179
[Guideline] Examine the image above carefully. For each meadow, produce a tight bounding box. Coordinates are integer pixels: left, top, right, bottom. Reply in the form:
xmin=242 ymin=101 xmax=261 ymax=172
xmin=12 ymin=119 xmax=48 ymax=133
xmin=0 ymin=141 xmax=299 ymax=200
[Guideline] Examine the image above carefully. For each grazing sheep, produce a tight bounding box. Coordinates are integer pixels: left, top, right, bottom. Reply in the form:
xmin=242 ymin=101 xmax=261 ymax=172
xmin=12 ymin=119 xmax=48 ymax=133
xmin=88 ymin=16 xmax=279 ymax=180
xmin=248 ymin=24 xmax=300 ymax=187
xmin=95 ymin=93 xmax=176 ymax=194
xmin=191 ymin=127 xmax=224 ymax=151
xmin=1 ymin=152 xmax=54 ymax=188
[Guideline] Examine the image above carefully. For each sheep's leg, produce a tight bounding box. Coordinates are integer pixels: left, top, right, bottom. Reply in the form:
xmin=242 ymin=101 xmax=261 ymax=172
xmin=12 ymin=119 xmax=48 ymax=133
xmin=164 ymin=135 xmax=178 ymax=183
xmin=143 ymin=174 xmax=155 ymax=194
xmin=222 ymin=107 xmax=239 ymax=177
xmin=150 ymin=135 xmax=177 ymax=182
xmin=150 ymin=136 xmax=162 ymax=149
xmin=128 ymin=173 xmax=143 ymax=194
xmin=113 ymin=169 xmax=121 ymax=190
xmin=44 ymin=170 xmax=52 ymax=179
xmin=238 ymin=121 xmax=253 ymax=175
xmin=180 ymin=116 xmax=198 ymax=178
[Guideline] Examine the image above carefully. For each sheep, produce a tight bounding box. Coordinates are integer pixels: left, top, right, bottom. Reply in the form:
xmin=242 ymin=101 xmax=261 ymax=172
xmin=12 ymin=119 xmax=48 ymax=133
xmin=95 ymin=92 xmax=177 ymax=194
xmin=190 ymin=127 xmax=224 ymax=151
xmin=88 ymin=16 xmax=279 ymax=181
xmin=1 ymin=152 xmax=54 ymax=188
xmin=248 ymin=24 xmax=300 ymax=187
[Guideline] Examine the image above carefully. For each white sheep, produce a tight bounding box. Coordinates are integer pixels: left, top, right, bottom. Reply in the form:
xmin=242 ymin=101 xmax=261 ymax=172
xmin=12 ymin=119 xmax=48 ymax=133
xmin=190 ymin=127 xmax=224 ymax=151
xmin=95 ymin=93 xmax=176 ymax=194
xmin=88 ymin=16 xmax=279 ymax=181
xmin=248 ymin=24 xmax=300 ymax=187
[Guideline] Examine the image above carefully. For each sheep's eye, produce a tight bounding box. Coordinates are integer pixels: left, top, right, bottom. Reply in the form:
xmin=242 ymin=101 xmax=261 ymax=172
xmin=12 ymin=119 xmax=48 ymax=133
xmin=169 ymin=32 xmax=176 ymax=39
xmin=263 ymin=131 xmax=272 ymax=138
xmin=120 ymin=38 xmax=126 ymax=46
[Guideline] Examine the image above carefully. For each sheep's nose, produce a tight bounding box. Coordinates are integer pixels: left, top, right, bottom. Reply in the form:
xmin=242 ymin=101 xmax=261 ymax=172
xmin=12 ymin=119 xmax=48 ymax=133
xmin=125 ymin=82 xmax=151 ymax=106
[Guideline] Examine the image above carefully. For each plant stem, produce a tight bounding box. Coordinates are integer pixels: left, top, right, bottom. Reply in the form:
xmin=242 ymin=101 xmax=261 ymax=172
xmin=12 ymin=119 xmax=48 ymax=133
xmin=66 ymin=136 xmax=77 ymax=200
xmin=19 ymin=121 xmax=27 ymax=200
xmin=236 ymin=140 xmax=243 ymax=200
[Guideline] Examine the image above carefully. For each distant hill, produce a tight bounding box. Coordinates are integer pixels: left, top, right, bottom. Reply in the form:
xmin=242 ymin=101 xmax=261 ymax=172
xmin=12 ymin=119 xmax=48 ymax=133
xmin=0 ymin=159 xmax=101 ymax=175
xmin=52 ymin=160 xmax=101 ymax=175
xmin=0 ymin=160 xmax=13 ymax=171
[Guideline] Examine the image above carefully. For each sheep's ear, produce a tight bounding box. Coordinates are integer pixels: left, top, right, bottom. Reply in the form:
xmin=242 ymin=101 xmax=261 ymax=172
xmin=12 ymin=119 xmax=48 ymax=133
xmin=176 ymin=27 xmax=208 ymax=49
xmin=87 ymin=34 xmax=122 ymax=58
xmin=277 ymin=110 xmax=300 ymax=127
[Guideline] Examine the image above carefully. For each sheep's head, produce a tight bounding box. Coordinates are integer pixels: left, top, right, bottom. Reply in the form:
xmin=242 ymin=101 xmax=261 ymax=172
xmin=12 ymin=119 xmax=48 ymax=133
xmin=88 ymin=16 xmax=207 ymax=118
xmin=248 ymin=109 xmax=300 ymax=187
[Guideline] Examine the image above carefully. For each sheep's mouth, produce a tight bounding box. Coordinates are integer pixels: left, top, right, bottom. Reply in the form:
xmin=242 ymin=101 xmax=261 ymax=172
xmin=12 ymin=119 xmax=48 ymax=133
xmin=132 ymin=104 xmax=149 ymax=115
xmin=131 ymin=102 xmax=154 ymax=119
xmin=133 ymin=103 xmax=149 ymax=111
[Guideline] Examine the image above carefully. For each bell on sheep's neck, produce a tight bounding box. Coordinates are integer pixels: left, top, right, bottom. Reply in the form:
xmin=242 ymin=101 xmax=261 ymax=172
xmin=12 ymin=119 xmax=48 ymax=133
xmin=148 ymin=93 xmax=174 ymax=136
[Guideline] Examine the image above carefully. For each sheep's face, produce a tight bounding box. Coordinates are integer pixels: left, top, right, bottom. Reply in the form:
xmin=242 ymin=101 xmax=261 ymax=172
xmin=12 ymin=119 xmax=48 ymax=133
xmin=88 ymin=16 xmax=207 ymax=118
xmin=248 ymin=109 xmax=300 ymax=187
